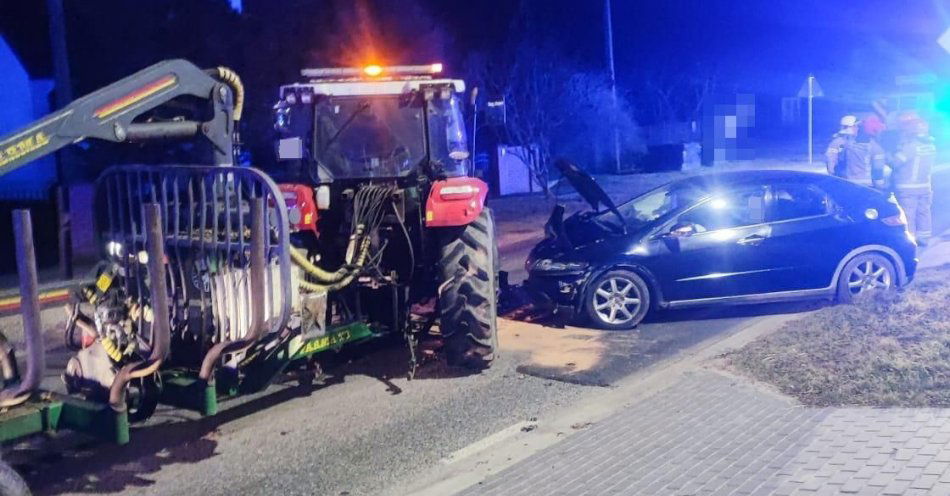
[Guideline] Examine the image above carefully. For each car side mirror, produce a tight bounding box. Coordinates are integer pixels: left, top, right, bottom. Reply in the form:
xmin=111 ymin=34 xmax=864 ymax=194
xmin=668 ymin=222 xmax=697 ymax=238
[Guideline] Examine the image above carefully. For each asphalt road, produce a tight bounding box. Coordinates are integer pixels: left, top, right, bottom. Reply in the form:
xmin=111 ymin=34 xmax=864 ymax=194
xmin=12 ymin=258 xmax=823 ymax=496
xmin=8 ymin=167 xmax=950 ymax=496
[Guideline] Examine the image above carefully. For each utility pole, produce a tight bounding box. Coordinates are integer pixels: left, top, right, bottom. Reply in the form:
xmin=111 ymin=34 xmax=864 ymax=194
xmin=605 ymin=0 xmax=622 ymax=174
xmin=48 ymin=0 xmax=73 ymax=108
xmin=807 ymin=75 xmax=814 ymax=165
xmin=48 ymin=0 xmax=74 ymax=279
xmin=797 ymin=74 xmax=822 ymax=167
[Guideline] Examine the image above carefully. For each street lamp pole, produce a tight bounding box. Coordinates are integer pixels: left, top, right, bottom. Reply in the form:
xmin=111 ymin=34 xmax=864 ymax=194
xmin=605 ymin=0 xmax=622 ymax=174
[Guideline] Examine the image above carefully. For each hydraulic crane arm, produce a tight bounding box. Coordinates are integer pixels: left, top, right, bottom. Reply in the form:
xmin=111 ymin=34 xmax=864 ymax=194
xmin=0 ymin=59 xmax=244 ymax=177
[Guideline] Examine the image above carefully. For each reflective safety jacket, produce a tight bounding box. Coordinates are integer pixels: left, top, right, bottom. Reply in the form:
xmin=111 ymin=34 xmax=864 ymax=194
xmin=835 ymin=137 xmax=885 ymax=187
xmin=892 ymin=136 xmax=937 ymax=193
xmin=825 ymin=133 xmax=853 ymax=176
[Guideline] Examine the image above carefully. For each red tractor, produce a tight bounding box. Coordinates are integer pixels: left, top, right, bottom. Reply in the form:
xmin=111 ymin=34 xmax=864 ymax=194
xmin=270 ymin=63 xmax=499 ymax=369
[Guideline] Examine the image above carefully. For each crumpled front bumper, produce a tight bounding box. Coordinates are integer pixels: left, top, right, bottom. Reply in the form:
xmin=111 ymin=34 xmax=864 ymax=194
xmin=523 ymin=270 xmax=591 ymax=318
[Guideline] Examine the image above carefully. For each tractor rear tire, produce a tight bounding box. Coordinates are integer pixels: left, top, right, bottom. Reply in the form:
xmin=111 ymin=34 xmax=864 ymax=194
xmin=438 ymin=208 xmax=499 ymax=371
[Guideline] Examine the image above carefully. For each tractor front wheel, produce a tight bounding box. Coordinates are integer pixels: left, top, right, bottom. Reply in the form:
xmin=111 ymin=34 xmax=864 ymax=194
xmin=438 ymin=208 xmax=499 ymax=370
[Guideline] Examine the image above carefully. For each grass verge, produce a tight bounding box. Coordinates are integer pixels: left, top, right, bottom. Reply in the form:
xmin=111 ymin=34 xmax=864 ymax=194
xmin=727 ymin=265 xmax=950 ymax=407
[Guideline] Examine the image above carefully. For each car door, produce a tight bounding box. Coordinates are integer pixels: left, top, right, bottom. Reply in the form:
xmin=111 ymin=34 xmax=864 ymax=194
xmin=754 ymin=182 xmax=851 ymax=291
xmin=652 ymin=185 xmax=774 ymax=301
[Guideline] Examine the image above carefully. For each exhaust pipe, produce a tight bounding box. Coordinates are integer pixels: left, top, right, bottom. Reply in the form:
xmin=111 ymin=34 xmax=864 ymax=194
xmin=199 ymin=197 xmax=268 ymax=381
xmin=109 ymin=203 xmax=171 ymax=411
xmin=0 ymin=210 xmax=46 ymax=407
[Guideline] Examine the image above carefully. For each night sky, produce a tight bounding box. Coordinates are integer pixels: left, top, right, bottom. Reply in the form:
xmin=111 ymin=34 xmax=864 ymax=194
xmin=2 ymin=0 xmax=948 ymax=97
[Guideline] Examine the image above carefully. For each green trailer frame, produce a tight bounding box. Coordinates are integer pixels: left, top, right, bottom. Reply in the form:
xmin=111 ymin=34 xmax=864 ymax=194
xmin=0 ymin=203 xmax=377 ymax=446
xmin=0 ymin=321 xmax=376 ymax=445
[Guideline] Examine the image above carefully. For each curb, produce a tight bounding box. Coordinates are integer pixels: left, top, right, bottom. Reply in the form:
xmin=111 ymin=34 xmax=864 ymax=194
xmin=916 ymin=226 xmax=950 ymax=270
xmin=400 ymin=312 xmax=812 ymax=496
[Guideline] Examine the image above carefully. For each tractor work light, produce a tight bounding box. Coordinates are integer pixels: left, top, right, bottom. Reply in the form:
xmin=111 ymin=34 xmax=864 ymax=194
xmin=106 ymin=241 xmax=123 ymax=258
xmin=302 ymin=63 xmax=445 ymax=79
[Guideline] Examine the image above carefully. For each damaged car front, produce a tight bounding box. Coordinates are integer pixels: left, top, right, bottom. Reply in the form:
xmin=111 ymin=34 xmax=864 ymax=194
xmin=524 ymin=162 xmax=704 ymax=323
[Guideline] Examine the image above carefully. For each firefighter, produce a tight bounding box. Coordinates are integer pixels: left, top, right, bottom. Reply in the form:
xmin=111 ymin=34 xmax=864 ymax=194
xmin=827 ymin=117 xmax=887 ymax=188
xmin=892 ymin=118 xmax=936 ymax=246
xmin=826 ymin=115 xmax=858 ymax=176
xmin=860 ymin=114 xmax=891 ymax=187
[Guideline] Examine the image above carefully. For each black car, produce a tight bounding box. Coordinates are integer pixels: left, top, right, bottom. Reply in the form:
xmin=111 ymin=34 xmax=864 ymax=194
xmin=526 ymin=166 xmax=918 ymax=330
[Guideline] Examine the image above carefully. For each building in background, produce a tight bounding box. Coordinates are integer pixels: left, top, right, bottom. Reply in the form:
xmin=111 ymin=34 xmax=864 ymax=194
xmin=0 ymin=35 xmax=56 ymax=201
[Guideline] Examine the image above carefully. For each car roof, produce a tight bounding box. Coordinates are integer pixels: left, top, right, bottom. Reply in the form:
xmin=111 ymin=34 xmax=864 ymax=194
xmin=673 ymin=169 xmax=842 ymax=190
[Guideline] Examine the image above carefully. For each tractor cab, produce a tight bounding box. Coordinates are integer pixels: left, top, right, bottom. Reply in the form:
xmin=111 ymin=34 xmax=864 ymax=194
xmin=273 ymin=64 xmax=470 ymax=183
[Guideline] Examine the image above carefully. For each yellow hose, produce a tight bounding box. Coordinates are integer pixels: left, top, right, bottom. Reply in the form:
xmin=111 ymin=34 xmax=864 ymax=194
xmin=297 ymin=238 xmax=371 ymax=292
xmin=299 ymin=275 xmax=357 ymax=293
xmin=290 ymin=246 xmax=349 ymax=282
xmin=290 ymin=228 xmax=368 ymax=283
xmin=101 ymin=337 xmax=123 ymax=362
xmin=211 ymin=67 xmax=245 ymax=121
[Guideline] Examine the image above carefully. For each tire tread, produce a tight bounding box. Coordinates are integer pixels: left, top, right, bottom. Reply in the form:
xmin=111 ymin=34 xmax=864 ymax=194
xmin=439 ymin=209 xmax=498 ymax=370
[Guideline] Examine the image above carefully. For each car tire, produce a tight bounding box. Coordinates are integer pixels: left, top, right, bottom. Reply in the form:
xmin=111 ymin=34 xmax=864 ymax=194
xmin=836 ymin=252 xmax=897 ymax=303
xmin=438 ymin=208 xmax=498 ymax=370
xmin=584 ymin=270 xmax=651 ymax=330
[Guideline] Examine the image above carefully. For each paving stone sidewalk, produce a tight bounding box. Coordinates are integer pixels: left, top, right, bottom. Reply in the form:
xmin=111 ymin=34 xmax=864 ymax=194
xmin=459 ymin=371 xmax=950 ymax=496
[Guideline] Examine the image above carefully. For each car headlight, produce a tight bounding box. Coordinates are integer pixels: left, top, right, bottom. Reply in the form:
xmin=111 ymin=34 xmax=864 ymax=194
xmin=530 ymin=259 xmax=589 ymax=272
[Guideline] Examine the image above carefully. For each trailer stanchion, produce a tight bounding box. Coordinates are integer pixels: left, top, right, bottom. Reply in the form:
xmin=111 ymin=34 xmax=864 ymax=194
xmin=0 ymin=210 xmax=45 ymax=408
xmin=107 ymin=203 xmax=170 ymax=430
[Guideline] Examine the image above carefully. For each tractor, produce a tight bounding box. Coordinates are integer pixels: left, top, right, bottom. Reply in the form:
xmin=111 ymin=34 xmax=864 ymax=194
xmin=0 ymin=58 xmax=498 ymax=467
xmin=270 ymin=63 xmax=499 ymax=370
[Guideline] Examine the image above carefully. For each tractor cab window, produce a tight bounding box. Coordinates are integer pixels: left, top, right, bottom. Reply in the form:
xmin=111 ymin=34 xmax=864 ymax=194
xmin=313 ymin=96 xmax=426 ymax=179
xmin=427 ymin=95 xmax=470 ymax=177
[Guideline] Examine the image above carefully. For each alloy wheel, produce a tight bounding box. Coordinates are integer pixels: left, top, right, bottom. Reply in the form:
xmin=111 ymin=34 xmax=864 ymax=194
xmin=592 ymin=277 xmax=642 ymax=325
xmin=846 ymin=259 xmax=892 ymax=295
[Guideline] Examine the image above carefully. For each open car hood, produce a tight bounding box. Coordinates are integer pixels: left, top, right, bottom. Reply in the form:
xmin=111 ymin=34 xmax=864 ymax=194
xmin=555 ymin=159 xmax=618 ymax=213
xmin=554 ymin=159 xmax=627 ymax=235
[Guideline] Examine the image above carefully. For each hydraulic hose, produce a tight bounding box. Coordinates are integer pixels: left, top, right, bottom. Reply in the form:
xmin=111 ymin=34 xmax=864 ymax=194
xmin=291 ymin=247 xmax=347 ymax=282
xmin=207 ymin=67 xmax=245 ymax=121
xmin=293 ymin=184 xmax=392 ymax=291
xmin=299 ymin=275 xmax=357 ymax=293
xmin=298 ymin=238 xmax=372 ymax=292
xmin=290 ymin=226 xmax=365 ymax=283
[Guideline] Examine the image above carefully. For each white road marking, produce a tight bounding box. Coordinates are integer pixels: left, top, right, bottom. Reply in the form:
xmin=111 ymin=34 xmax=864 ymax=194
xmin=440 ymin=420 xmax=537 ymax=465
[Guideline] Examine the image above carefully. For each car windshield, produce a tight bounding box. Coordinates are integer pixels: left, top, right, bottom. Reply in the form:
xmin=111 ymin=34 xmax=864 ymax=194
xmin=597 ymin=181 xmax=706 ymax=230
xmin=313 ymin=96 xmax=427 ymax=179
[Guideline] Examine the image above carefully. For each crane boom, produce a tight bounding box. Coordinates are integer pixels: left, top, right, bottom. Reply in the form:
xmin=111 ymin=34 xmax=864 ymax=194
xmin=0 ymin=59 xmax=243 ymax=177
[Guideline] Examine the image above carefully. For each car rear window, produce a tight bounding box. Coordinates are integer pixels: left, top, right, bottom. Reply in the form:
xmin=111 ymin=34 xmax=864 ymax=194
xmin=770 ymin=184 xmax=830 ymax=222
xmin=826 ymin=179 xmax=900 ymax=219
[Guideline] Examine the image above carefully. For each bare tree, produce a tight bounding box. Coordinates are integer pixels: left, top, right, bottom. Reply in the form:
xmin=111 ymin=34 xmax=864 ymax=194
xmin=468 ymin=39 xmax=641 ymax=194
xmin=633 ymin=66 xmax=718 ymax=126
